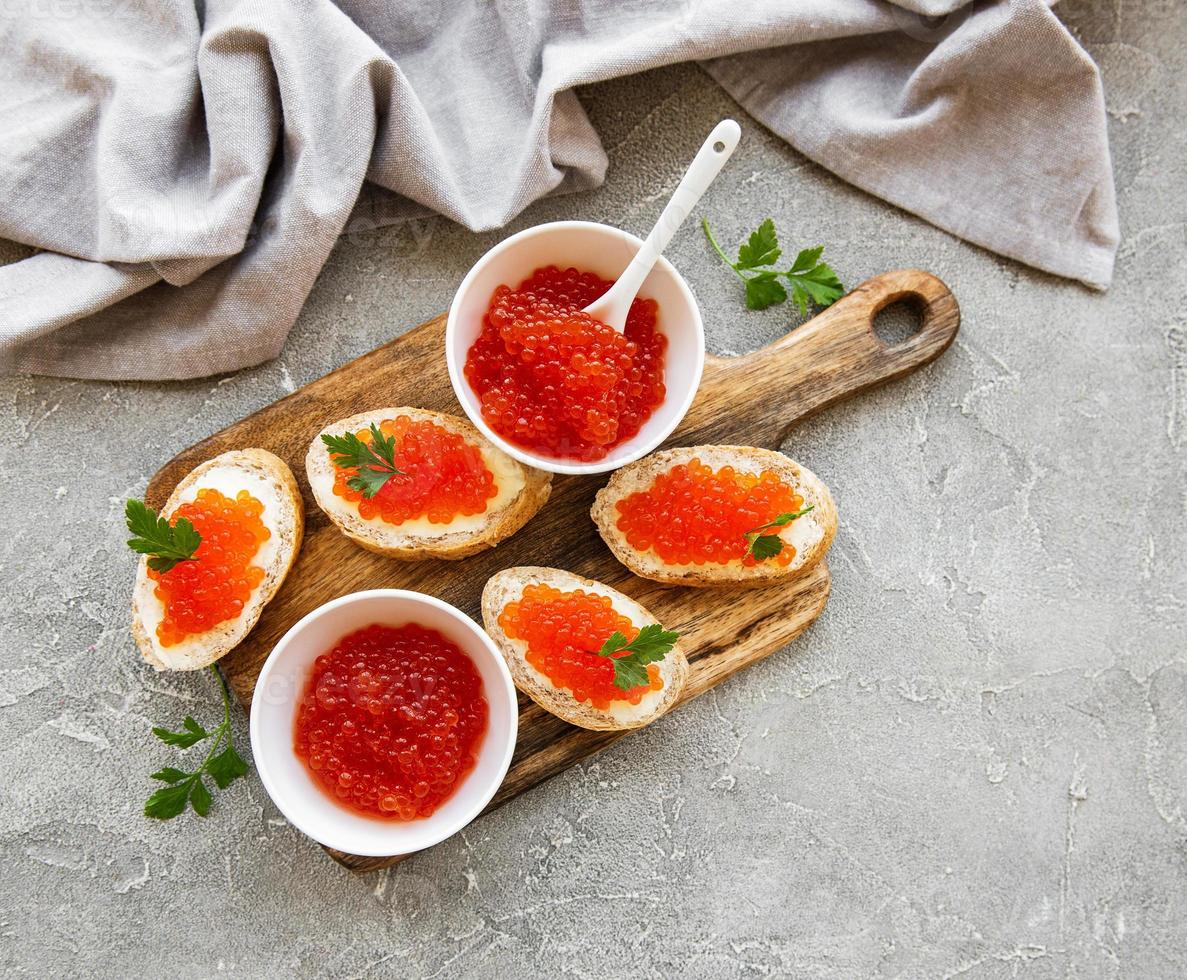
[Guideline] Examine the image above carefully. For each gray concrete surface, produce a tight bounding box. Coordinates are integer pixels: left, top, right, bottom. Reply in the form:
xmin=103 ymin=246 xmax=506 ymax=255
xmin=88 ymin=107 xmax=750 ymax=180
xmin=3 ymin=2 xmax=1185 ymax=977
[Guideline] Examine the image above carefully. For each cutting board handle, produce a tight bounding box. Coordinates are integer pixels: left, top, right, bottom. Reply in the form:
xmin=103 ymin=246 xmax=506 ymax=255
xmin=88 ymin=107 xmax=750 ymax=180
xmin=678 ymin=268 xmax=960 ymax=447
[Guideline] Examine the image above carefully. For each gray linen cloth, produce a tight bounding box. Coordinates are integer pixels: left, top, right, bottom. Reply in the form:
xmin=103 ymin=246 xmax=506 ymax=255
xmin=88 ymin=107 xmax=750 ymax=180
xmin=0 ymin=0 xmax=1118 ymax=380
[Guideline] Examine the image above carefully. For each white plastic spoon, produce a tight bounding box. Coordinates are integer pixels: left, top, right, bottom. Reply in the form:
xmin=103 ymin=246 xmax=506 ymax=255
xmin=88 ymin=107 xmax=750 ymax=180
xmin=583 ymin=118 xmax=742 ymax=332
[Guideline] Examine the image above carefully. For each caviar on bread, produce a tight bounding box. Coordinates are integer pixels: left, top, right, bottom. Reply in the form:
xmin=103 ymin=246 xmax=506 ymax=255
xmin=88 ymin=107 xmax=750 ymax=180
xmin=591 ymin=445 xmax=837 ymax=588
xmin=129 ymin=449 xmax=304 ymax=671
xmin=481 ymin=567 xmax=689 ymax=731
xmin=306 ymin=408 xmax=551 ymax=561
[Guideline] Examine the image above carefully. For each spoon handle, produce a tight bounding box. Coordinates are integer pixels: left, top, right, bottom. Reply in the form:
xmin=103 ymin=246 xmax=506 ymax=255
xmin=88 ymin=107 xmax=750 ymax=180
xmin=610 ymin=119 xmax=742 ymax=308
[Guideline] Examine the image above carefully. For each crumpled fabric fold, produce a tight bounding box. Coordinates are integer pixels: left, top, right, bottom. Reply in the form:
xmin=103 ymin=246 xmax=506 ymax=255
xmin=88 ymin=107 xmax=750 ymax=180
xmin=0 ymin=0 xmax=1117 ymax=379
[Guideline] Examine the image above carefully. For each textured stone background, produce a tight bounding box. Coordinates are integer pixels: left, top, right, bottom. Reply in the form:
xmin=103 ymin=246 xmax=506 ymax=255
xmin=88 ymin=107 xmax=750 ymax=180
xmin=2 ymin=2 xmax=1184 ymax=977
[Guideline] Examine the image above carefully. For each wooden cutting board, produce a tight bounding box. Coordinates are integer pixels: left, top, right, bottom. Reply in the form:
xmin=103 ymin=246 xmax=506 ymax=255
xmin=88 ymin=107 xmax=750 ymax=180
xmin=146 ymin=267 xmax=959 ymax=872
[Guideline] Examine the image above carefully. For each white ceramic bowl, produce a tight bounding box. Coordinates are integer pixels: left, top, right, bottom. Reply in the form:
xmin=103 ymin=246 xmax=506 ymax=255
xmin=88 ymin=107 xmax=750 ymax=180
xmin=445 ymin=220 xmax=706 ymax=475
xmin=249 ymin=590 xmax=517 ymax=857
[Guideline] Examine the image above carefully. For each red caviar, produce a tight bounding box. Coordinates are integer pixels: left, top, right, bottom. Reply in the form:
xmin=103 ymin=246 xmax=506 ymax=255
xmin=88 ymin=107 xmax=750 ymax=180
xmin=293 ymin=624 xmax=488 ymax=821
xmin=148 ymin=488 xmax=269 ymax=647
xmin=497 ymin=584 xmax=663 ymax=710
xmin=463 ymin=265 xmax=667 ymax=461
xmin=332 ymin=416 xmax=497 ymax=524
xmin=614 ymin=458 xmax=806 ymax=567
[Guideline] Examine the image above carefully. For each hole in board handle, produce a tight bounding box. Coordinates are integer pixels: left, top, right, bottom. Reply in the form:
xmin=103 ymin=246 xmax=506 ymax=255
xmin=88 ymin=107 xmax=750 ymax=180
xmin=872 ymin=297 xmax=924 ymax=348
xmin=713 ymin=141 xmax=726 ymax=153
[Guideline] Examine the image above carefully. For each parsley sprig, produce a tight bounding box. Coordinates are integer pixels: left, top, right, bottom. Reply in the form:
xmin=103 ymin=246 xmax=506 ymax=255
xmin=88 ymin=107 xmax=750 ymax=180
xmin=703 ymin=218 xmax=844 ymax=315
xmin=593 ymin=624 xmax=680 ymax=691
xmin=125 ymin=499 xmax=200 ymax=573
xmin=321 ymin=423 xmax=406 ymax=498
xmin=144 ymin=665 xmax=249 ymax=820
xmin=743 ymin=506 xmax=815 ymax=562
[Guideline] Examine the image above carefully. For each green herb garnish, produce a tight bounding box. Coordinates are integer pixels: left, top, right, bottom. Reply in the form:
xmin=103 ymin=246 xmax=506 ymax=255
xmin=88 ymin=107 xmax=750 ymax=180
xmin=593 ymin=623 xmax=680 ymax=691
xmin=125 ymin=498 xmax=200 ymax=573
xmin=703 ymin=218 xmax=844 ymax=315
xmin=743 ymin=506 xmax=815 ymax=562
xmin=144 ymin=666 xmax=249 ymax=820
xmin=321 ymin=423 xmax=406 ymax=498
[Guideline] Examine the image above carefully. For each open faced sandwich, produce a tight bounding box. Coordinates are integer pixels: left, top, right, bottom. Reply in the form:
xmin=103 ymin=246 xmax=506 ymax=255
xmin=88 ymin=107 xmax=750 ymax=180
xmin=129 ymin=449 xmax=304 ymax=671
xmin=482 ymin=567 xmax=689 ymax=731
xmin=592 ymin=445 xmax=836 ymax=588
xmin=306 ymin=408 xmax=551 ymax=560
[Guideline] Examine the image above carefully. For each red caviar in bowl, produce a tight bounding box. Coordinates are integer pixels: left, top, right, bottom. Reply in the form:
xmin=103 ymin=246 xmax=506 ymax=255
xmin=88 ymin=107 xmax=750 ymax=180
xmin=333 ymin=416 xmax=497 ymax=524
xmin=614 ymin=458 xmax=806 ymax=567
xmin=293 ymin=624 xmax=488 ymax=821
xmin=463 ymin=265 xmax=667 ymax=461
xmin=148 ymin=488 xmax=269 ymax=647
xmin=497 ymin=584 xmax=663 ymax=710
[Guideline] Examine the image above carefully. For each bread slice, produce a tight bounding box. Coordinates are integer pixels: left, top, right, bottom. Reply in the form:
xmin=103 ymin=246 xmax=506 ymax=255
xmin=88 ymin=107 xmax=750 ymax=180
xmin=131 ymin=449 xmax=304 ymax=671
xmin=591 ymin=445 xmax=837 ymax=588
xmin=305 ymin=408 xmax=551 ymax=560
xmin=481 ymin=566 xmax=690 ymax=731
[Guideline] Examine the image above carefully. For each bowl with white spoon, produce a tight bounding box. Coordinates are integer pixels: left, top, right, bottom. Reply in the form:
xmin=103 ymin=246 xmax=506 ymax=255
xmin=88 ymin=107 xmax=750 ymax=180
xmin=445 ymin=119 xmax=741 ymax=475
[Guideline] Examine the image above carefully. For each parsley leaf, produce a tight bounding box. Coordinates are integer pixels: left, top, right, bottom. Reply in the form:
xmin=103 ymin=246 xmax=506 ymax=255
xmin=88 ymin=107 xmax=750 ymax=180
xmin=742 ymin=505 xmax=816 ymax=562
xmin=703 ymin=218 xmax=844 ymax=319
xmin=788 ymin=246 xmax=825 ymax=274
xmin=592 ymin=623 xmax=680 ymax=691
xmin=770 ymin=508 xmax=816 ymax=525
xmin=189 ymin=778 xmax=212 ymax=817
xmin=207 ymin=745 xmax=249 ymax=789
xmin=321 ymin=423 xmax=406 ymax=498
xmin=151 ymin=715 xmax=207 ymax=748
xmin=745 ymin=272 xmax=787 ymax=311
xmin=748 ymin=534 xmax=785 ymax=561
xmin=144 ymin=782 xmax=192 ymax=820
xmin=736 ymin=218 xmax=781 ymax=269
xmin=786 ymin=259 xmax=844 ymax=316
xmin=125 ymin=499 xmax=201 ymax=573
xmin=610 ymin=655 xmax=652 ymax=692
xmin=144 ymin=666 xmax=250 ymax=821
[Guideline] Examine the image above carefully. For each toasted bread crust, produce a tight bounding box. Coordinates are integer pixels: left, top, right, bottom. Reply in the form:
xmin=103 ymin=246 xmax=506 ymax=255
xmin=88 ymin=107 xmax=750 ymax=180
xmin=481 ymin=566 xmax=689 ymax=731
xmin=131 ymin=449 xmax=304 ymax=671
xmin=591 ymin=445 xmax=837 ymax=588
xmin=305 ymin=408 xmax=551 ymax=560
